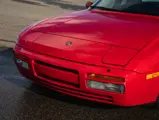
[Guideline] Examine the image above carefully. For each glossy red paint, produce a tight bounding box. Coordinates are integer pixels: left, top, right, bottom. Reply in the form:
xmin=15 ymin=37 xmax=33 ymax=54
xmin=13 ymin=9 xmax=159 ymax=106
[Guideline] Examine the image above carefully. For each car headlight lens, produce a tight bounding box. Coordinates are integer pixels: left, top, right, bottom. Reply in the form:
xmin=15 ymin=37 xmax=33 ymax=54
xmin=87 ymin=80 xmax=125 ymax=94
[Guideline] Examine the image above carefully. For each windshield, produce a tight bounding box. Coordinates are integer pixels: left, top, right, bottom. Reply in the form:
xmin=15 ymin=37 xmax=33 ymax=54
xmin=91 ymin=0 xmax=159 ymax=16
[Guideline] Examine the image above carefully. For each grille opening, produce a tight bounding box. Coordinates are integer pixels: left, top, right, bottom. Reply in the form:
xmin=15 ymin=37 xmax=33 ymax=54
xmin=35 ymin=60 xmax=78 ymax=74
xmin=38 ymin=72 xmax=80 ymax=88
xmin=34 ymin=60 xmax=114 ymax=103
xmin=56 ymin=87 xmax=114 ymax=102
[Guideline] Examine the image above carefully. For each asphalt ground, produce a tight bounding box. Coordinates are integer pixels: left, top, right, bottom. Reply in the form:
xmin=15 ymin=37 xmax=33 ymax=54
xmin=0 ymin=0 xmax=159 ymax=120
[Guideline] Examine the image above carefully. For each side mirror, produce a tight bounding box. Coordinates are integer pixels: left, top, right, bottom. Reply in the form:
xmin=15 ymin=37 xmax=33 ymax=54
xmin=86 ymin=1 xmax=93 ymax=8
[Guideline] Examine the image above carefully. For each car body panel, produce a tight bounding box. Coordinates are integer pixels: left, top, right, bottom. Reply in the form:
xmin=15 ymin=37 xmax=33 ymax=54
xmin=13 ymin=45 xmax=159 ymax=106
xmin=126 ymin=36 xmax=159 ymax=73
xmin=31 ymin=10 xmax=159 ymax=50
xmin=24 ymin=33 xmax=138 ymax=67
xmin=14 ymin=9 xmax=159 ymax=106
xmin=32 ymin=33 xmax=111 ymax=66
xmin=102 ymin=46 xmax=137 ymax=66
xmin=18 ymin=10 xmax=159 ymax=67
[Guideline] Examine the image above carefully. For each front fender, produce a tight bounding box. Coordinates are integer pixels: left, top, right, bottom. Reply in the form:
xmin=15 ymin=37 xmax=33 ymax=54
xmin=125 ymin=36 xmax=159 ymax=74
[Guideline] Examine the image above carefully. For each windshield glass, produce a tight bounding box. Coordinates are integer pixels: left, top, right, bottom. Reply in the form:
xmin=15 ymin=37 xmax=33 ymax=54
xmin=92 ymin=0 xmax=159 ymax=16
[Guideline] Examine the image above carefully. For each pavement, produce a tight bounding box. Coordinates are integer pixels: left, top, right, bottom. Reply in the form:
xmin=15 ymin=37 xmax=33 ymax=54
xmin=0 ymin=0 xmax=86 ymax=47
xmin=0 ymin=0 xmax=159 ymax=120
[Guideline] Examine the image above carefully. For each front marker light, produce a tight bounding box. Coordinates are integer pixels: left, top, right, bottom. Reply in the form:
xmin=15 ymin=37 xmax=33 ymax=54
xmin=87 ymin=80 xmax=125 ymax=94
xmin=88 ymin=73 xmax=125 ymax=82
xmin=21 ymin=61 xmax=29 ymax=69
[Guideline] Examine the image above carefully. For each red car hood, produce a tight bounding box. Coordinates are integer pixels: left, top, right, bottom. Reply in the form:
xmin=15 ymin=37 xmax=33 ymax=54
xmin=31 ymin=10 xmax=159 ymax=50
xmin=22 ymin=10 xmax=159 ymax=66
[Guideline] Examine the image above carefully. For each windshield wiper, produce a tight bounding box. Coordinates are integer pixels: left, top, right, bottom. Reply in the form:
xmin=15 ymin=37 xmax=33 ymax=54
xmin=91 ymin=6 xmax=121 ymax=12
xmin=121 ymin=2 xmax=159 ymax=16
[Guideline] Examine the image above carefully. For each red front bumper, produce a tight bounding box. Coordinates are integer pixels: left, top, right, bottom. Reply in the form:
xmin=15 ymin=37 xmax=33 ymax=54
xmin=13 ymin=45 xmax=156 ymax=107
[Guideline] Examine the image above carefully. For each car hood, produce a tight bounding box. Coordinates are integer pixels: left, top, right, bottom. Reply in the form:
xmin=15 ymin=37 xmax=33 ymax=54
xmin=21 ymin=10 xmax=159 ymax=67
xmin=31 ymin=10 xmax=159 ymax=50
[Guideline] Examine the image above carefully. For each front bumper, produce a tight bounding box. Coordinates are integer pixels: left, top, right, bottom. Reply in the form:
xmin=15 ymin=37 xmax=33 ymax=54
xmin=13 ymin=45 xmax=154 ymax=107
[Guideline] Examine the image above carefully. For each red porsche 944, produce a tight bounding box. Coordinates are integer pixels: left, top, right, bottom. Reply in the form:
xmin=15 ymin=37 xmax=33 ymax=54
xmin=13 ymin=0 xmax=159 ymax=107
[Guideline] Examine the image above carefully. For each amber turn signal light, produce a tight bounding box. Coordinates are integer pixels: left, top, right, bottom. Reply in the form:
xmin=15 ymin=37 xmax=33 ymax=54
xmin=87 ymin=73 xmax=125 ymax=82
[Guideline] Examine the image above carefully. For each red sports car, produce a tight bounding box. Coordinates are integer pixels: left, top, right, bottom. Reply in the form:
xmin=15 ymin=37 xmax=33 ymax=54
xmin=13 ymin=0 xmax=159 ymax=107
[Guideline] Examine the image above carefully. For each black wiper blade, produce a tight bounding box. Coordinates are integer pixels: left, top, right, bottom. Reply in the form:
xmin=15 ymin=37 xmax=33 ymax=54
xmin=121 ymin=2 xmax=159 ymax=16
xmin=91 ymin=6 xmax=120 ymax=12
